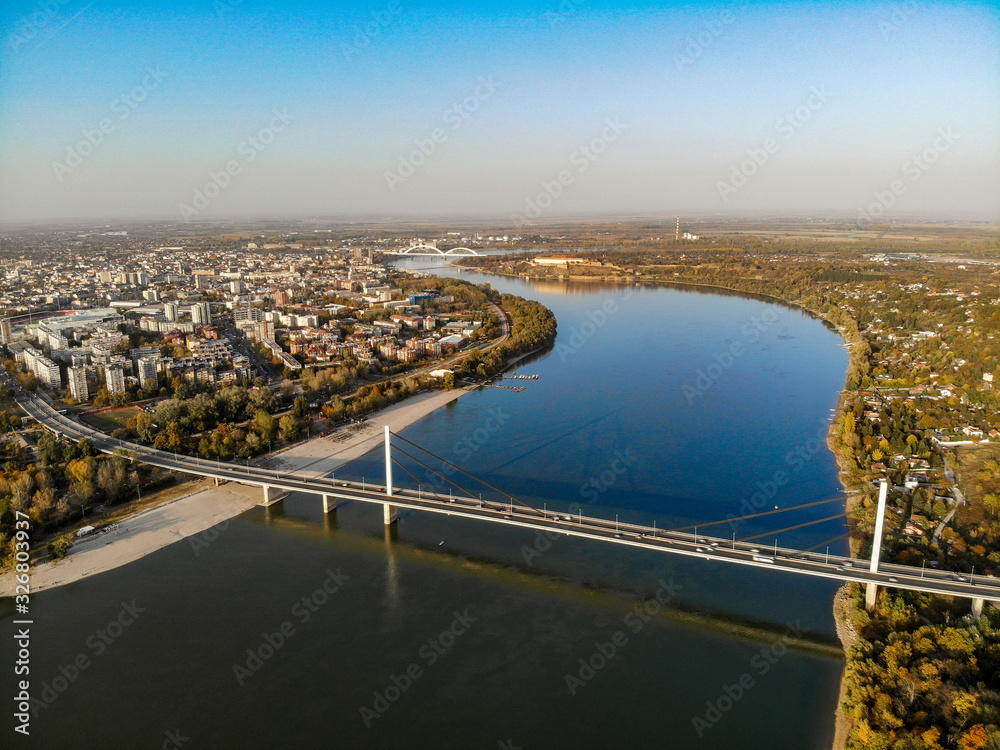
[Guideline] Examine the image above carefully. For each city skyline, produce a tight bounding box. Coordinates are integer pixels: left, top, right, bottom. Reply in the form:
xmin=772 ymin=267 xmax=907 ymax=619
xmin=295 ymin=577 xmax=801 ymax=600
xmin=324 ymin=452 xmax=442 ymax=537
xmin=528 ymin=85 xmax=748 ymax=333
xmin=1 ymin=0 xmax=998 ymax=223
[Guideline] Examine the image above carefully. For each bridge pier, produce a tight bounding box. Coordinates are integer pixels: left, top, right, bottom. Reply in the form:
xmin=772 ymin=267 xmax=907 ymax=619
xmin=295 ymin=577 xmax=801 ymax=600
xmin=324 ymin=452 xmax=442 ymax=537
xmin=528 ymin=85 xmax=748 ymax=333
xmin=866 ymin=480 xmax=889 ymax=612
xmin=261 ymin=485 xmax=285 ymax=507
xmin=865 ymin=582 xmax=879 ymax=611
xmin=322 ymin=494 xmax=337 ymax=513
xmin=972 ymin=597 xmax=985 ymax=618
xmin=383 ymin=426 xmax=398 ymax=525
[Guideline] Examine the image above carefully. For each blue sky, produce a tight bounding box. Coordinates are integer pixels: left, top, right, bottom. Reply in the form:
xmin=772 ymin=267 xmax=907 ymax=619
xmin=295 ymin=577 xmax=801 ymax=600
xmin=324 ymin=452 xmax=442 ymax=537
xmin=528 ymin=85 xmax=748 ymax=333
xmin=1 ymin=0 xmax=997 ymax=222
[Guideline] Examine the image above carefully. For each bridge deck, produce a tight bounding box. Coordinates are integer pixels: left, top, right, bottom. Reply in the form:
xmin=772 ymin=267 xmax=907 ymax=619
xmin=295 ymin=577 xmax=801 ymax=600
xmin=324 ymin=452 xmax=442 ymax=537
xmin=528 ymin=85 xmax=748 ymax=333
xmin=17 ymin=391 xmax=999 ymax=603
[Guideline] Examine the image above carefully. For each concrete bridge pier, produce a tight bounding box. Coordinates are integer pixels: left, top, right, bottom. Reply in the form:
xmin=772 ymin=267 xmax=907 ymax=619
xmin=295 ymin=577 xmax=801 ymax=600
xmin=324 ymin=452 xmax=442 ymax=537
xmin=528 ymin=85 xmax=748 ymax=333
xmin=972 ymin=598 xmax=985 ymax=618
xmin=865 ymin=583 xmax=878 ymax=612
xmin=322 ymin=494 xmax=337 ymax=513
xmin=261 ymin=485 xmax=285 ymax=507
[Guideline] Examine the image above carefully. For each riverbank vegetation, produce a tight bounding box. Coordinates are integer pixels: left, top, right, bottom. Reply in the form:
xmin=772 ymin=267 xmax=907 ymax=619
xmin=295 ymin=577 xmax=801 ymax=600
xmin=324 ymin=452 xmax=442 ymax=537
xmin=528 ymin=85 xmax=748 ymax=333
xmin=0 ymin=432 xmax=178 ymax=567
xmin=463 ymin=239 xmax=1000 ymax=747
xmin=0 ymin=277 xmax=555 ymax=565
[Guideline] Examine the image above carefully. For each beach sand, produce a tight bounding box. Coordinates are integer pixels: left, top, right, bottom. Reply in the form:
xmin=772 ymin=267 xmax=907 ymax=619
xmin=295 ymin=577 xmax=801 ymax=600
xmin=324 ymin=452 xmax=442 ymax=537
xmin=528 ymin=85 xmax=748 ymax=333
xmin=263 ymin=386 xmax=470 ymax=477
xmin=1 ymin=386 xmax=472 ymax=596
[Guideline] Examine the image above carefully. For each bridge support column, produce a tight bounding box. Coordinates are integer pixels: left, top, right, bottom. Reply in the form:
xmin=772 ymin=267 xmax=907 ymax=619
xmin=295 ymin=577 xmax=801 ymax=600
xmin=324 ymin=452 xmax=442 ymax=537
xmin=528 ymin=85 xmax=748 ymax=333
xmin=383 ymin=426 xmax=397 ymax=525
xmin=322 ymin=494 xmax=337 ymax=513
xmin=261 ymin=485 xmax=284 ymax=507
xmin=866 ymin=480 xmax=889 ymax=612
xmin=972 ymin=597 xmax=985 ymax=619
xmin=865 ymin=582 xmax=878 ymax=612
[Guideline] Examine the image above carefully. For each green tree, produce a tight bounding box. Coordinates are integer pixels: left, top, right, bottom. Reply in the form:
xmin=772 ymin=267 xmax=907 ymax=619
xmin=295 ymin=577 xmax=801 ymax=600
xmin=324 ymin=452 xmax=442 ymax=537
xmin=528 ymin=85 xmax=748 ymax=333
xmin=96 ymin=457 xmax=129 ymax=502
xmin=127 ymin=412 xmax=157 ymax=443
xmin=37 ymin=432 xmax=63 ymax=466
xmin=255 ymin=410 xmax=277 ymax=442
xmin=321 ymin=396 xmax=346 ymax=426
xmin=278 ymin=414 xmax=301 ymax=442
xmin=293 ymin=395 xmax=309 ymax=419
xmin=248 ymin=388 xmax=277 ymax=415
xmin=47 ymin=534 xmax=74 ymax=559
xmin=69 ymin=478 xmax=96 ymax=506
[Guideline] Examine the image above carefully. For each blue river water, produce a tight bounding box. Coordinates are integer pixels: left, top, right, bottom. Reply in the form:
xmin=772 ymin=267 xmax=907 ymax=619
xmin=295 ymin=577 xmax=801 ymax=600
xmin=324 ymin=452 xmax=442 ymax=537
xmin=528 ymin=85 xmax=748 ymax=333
xmin=1 ymin=257 xmax=849 ymax=749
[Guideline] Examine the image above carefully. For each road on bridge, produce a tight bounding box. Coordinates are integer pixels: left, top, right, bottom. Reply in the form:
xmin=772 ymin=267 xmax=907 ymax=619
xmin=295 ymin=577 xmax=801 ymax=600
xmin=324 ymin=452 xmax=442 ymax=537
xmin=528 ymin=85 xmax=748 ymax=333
xmin=13 ymin=386 xmax=999 ymax=605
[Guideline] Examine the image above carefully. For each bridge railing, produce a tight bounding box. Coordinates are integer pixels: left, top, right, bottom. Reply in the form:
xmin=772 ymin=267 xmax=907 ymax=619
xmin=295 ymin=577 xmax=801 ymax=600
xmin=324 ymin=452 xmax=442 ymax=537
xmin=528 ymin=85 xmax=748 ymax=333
xmin=25 ymin=393 xmax=999 ymax=594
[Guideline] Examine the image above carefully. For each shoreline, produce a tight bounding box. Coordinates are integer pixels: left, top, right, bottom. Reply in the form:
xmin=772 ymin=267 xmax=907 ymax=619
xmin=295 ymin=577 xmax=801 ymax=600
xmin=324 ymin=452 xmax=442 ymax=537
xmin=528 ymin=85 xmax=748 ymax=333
xmin=460 ymin=262 xmax=861 ymax=750
xmin=263 ymin=386 xmax=473 ymax=478
xmin=827 ymin=388 xmax=864 ymax=750
xmin=9 ymin=266 xmax=860 ymax=745
xmin=0 ymin=386 xmax=477 ymax=596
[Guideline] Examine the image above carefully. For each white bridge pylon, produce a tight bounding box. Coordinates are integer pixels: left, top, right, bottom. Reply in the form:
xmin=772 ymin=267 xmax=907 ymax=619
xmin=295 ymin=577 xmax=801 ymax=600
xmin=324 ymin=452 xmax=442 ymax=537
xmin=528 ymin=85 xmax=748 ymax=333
xmin=386 ymin=244 xmax=481 ymax=256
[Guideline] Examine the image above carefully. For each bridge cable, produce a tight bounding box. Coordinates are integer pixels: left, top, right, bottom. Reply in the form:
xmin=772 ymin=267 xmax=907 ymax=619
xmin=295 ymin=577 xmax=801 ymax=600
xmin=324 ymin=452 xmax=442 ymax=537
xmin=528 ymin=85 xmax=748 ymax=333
xmin=799 ymin=502 xmax=913 ymax=553
xmin=389 ymin=458 xmax=451 ymax=504
xmin=334 ymin=453 xmax=386 ymax=481
xmin=669 ymin=495 xmax=847 ymax=532
xmin=803 ymin=532 xmax=851 ymax=552
xmin=390 ymin=443 xmax=509 ymax=513
xmin=390 ymin=443 xmax=487 ymax=502
xmin=392 ymin=433 xmax=543 ymax=517
xmin=736 ymin=510 xmax=862 ymax=543
xmin=389 ymin=450 xmax=493 ymax=505
xmin=389 ymin=456 xmax=509 ymax=513
xmin=391 ymin=433 xmax=525 ymax=508
xmin=392 ymin=458 xmax=445 ymax=500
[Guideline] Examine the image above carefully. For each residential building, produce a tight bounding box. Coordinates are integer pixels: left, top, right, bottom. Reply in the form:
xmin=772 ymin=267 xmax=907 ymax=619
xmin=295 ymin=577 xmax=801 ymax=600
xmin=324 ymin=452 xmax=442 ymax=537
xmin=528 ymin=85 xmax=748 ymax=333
xmin=68 ymin=366 xmax=90 ymax=401
xmin=22 ymin=346 xmax=62 ymax=388
xmin=234 ymin=307 xmax=264 ymax=324
xmin=104 ymin=363 xmax=126 ymax=395
xmin=137 ymin=357 xmax=159 ymax=387
xmin=192 ymin=302 xmax=212 ymax=325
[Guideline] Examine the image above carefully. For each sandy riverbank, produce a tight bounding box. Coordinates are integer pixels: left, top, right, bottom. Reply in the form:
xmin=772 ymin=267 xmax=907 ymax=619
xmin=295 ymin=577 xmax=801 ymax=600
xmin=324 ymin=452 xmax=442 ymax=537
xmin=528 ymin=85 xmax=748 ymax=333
xmin=262 ymin=386 xmax=471 ymax=477
xmin=0 ymin=386 xmax=474 ymax=596
xmin=0 ymin=482 xmax=262 ymax=595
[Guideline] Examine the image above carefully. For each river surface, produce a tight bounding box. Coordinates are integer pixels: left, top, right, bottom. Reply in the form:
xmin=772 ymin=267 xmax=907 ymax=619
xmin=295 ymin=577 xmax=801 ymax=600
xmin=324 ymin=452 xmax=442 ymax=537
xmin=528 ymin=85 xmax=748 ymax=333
xmin=2 ymin=257 xmax=849 ymax=749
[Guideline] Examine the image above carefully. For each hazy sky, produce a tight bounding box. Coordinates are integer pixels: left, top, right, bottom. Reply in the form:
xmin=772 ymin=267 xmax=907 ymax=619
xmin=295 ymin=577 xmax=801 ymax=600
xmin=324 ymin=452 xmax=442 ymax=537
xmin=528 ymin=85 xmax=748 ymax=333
xmin=1 ymin=0 xmax=997 ymax=223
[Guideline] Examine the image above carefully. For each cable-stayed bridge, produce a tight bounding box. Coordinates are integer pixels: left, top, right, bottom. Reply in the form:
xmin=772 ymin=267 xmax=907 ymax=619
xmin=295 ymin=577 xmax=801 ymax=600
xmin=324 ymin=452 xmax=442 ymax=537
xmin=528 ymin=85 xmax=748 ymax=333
xmin=16 ymin=390 xmax=996 ymax=615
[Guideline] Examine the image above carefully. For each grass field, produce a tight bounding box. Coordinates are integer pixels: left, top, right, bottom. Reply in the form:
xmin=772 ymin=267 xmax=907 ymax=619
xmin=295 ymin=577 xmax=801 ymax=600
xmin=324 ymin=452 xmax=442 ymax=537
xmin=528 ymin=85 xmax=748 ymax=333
xmin=80 ymin=406 xmax=145 ymax=433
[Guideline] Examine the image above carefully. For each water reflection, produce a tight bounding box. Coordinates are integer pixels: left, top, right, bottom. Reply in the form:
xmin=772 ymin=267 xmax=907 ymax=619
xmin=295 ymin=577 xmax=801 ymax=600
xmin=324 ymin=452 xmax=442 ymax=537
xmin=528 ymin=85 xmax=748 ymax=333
xmin=263 ymin=499 xmax=286 ymax=522
xmin=383 ymin=523 xmax=400 ymax=609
